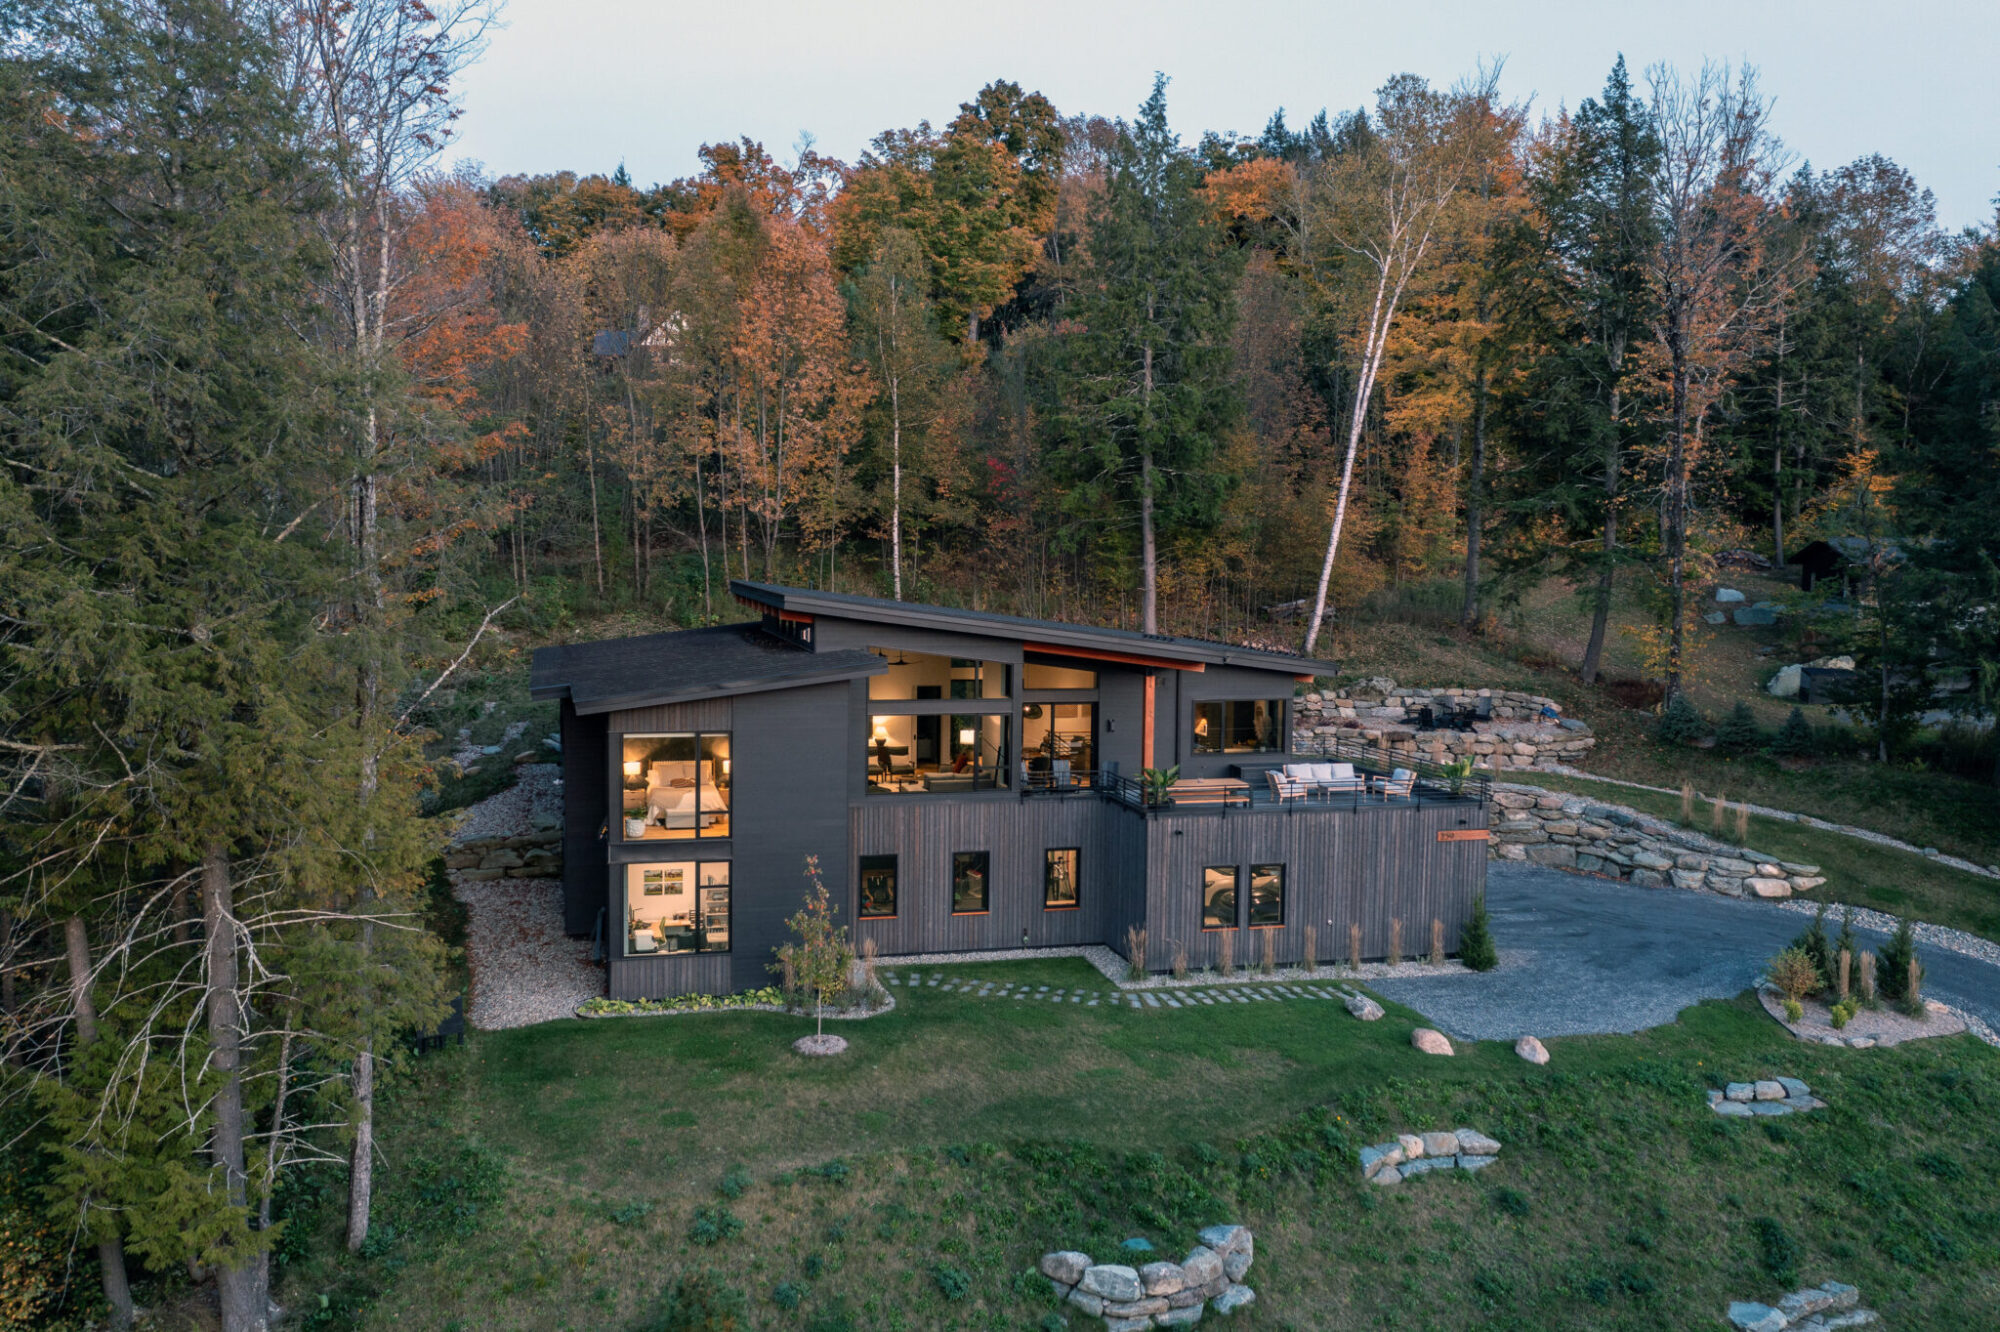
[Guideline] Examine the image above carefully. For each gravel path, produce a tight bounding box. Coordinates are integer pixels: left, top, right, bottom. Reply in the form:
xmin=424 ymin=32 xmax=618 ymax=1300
xmin=1370 ymin=863 xmax=2000 ymax=1043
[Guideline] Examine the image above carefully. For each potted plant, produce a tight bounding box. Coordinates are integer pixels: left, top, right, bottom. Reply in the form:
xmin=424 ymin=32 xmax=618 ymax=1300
xmin=623 ymin=805 xmax=647 ymax=839
xmin=1441 ymin=755 xmax=1475 ymax=796
xmin=1140 ymin=764 xmax=1180 ymax=808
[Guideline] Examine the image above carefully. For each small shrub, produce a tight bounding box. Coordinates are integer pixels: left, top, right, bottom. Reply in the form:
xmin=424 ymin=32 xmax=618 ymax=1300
xmin=1655 ymin=692 xmax=1707 ymax=745
xmin=813 ymin=1159 xmax=850 ymax=1184
xmin=1858 ymin=949 xmax=1878 ymax=1006
xmin=1679 ymin=780 xmax=1696 ymax=826
xmin=688 ymin=1205 xmax=744 ymax=1246
xmin=610 ymin=1200 xmax=655 ymax=1227
xmin=1387 ymin=917 xmax=1403 ymax=966
xmin=1771 ymin=706 xmax=1814 ymax=757
xmin=716 ymin=1166 xmax=751 ymax=1200
xmin=1783 ymin=998 xmax=1803 ymax=1022
xmin=1734 ymin=802 xmax=1750 ymax=844
xmin=804 ymin=1253 xmax=825 ymax=1277
xmin=1218 ymin=929 xmax=1235 ymax=977
xmin=1767 ymin=947 xmax=1821 ymax=1005
xmin=1348 ymin=922 xmax=1363 ymax=971
xmin=1125 ymin=925 xmax=1148 ymax=980
xmin=1791 ymin=904 xmax=1832 ymax=990
xmin=1458 ymin=894 xmax=1498 ymax=972
xmin=1170 ymin=937 xmax=1188 ymax=979
xmin=631 ymin=1273 xmax=749 ymax=1332
xmin=1429 ymin=917 xmax=1445 ymax=966
xmin=1829 ymin=1001 xmax=1851 ymax=1030
xmin=1836 ymin=947 xmax=1852 ymax=1003
xmin=1711 ymin=794 xmax=1728 ymax=835
xmin=1492 ymin=1187 xmax=1531 ymax=1217
xmin=932 ymin=1263 xmax=972 ymax=1301
xmin=772 ymin=1282 xmax=807 ymax=1311
xmin=1716 ymin=701 xmax=1763 ymax=751
xmin=1302 ymin=924 xmax=1318 ymax=972
xmin=1753 ymin=1216 xmax=1798 ymax=1285
xmin=1259 ymin=928 xmax=1277 ymax=975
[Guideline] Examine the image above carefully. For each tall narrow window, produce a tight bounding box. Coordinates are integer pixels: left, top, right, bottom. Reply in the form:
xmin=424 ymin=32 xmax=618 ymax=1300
xmin=1201 ymin=866 xmax=1238 ymax=930
xmin=858 ymin=855 xmax=898 ymax=919
xmin=952 ymin=851 xmax=990 ymax=915
xmin=1044 ymin=848 xmax=1080 ymax=910
xmin=1248 ymin=864 xmax=1285 ymax=927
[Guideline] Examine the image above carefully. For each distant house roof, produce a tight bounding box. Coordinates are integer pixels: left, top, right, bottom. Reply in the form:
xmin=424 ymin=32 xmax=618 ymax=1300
xmin=590 ymin=329 xmax=634 ymax=358
xmin=530 ymin=624 xmax=885 ymax=715
xmin=729 ymin=580 xmax=1339 ymax=678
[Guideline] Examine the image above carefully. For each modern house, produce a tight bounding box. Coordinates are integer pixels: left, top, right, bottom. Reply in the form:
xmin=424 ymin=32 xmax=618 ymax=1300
xmin=529 ymin=581 xmax=1492 ymax=1000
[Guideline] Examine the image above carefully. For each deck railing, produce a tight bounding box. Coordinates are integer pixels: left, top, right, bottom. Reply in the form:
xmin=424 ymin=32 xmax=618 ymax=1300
xmin=1028 ymin=737 xmax=1489 ymax=813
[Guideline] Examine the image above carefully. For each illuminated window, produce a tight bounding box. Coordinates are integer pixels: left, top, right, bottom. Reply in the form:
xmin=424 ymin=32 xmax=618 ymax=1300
xmin=623 ymin=861 xmax=729 ymax=956
xmin=620 ymin=733 xmax=730 ymax=841
xmin=952 ymin=851 xmax=990 ymax=914
xmin=1044 ymin=848 xmax=1080 ymax=910
xmin=1191 ymin=700 xmax=1285 ymax=754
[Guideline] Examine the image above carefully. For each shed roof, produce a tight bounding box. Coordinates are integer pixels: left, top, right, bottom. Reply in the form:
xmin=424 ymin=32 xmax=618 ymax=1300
xmin=729 ymin=580 xmax=1338 ymax=677
xmin=530 ymin=623 xmax=884 ymax=715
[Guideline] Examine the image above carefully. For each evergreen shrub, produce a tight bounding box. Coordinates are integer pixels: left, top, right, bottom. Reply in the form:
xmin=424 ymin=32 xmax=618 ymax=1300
xmin=1654 ymin=692 xmax=1707 ymax=745
xmin=1458 ymin=894 xmax=1498 ymax=971
xmin=1715 ymin=701 xmax=1763 ymax=751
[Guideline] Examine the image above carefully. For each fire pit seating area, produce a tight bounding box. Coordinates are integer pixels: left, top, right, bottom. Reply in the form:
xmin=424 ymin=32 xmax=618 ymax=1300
xmin=1291 ymin=680 xmax=1595 ymax=773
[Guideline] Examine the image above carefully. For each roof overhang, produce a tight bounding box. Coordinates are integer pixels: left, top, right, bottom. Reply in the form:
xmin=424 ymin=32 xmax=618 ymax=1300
xmin=1022 ymin=642 xmax=1204 ymax=672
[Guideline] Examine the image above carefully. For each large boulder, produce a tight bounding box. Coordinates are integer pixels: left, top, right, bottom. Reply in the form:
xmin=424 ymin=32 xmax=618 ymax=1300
xmin=1138 ymin=1262 xmax=1187 ymax=1296
xmin=1343 ymin=991 xmax=1384 ymax=1021
xmin=1455 ymin=1128 xmax=1502 ymax=1155
xmin=1196 ymin=1225 xmax=1252 ymax=1261
xmin=1421 ymin=1131 xmax=1461 ymax=1158
xmin=1411 ymin=1027 xmax=1454 ymax=1056
xmin=1179 ymin=1247 xmax=1224 ymax=1289
xmin=1213 ymin=1285 xmax=1257 ymax=1315
xmin=1040 ymin=1251 xmax=1090 ymax=1287
xmin=1079 ymin=1264 xmax=1144 ymax=1303
xmin=1514 ymin=1036 xmax=1549 ymax=1065
xmin=1767 ymin=664 xmax=1803 ymax=698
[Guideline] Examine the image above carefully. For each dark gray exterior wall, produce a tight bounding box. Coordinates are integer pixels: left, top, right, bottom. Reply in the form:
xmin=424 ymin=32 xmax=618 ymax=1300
xmin=1174 ymin=664 xmax=1303 ymax=780
xmin=559 ymin=699 xmax=609 ymax=937
xmin=1143 ymin=800 xmax=1490 ymax=968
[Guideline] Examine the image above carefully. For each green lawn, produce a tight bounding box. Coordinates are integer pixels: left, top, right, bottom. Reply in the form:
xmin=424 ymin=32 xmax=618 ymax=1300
xmin=1500 ymin=768 xmax=2000 ymax=944
xmin=274 ymin=963 xmax=2000 ymax=1331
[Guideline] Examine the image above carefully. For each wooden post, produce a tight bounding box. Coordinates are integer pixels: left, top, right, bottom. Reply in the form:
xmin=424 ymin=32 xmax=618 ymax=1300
xmin=1142 ymin=675 xmax=1156 ymax=771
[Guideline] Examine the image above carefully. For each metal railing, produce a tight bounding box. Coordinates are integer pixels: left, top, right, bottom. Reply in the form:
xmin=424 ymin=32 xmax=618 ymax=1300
xmin=1020 ymin=735 xmax=1489 ymax=813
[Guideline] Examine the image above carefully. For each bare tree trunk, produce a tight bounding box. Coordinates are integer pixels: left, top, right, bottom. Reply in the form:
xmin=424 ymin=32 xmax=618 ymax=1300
xmin=65 ymin=917 xmax=134 ymax=1330
xmin=1663 ymin=333 xmax=1690 ymax=701
xmin=583 ymin=398 xmax=604 ymax=597
xmin=1581 ymin=383 xmax=1623 ymax=685
xmin=344 ymin=1021 xmax=373 ymax=1253
xmin=1305 ymin=270 xmax=1396 ymax=655
xmin=1459 ymin=365 xmax=1488 ymax=628
xmin=694 ymin=453 xmax=713 ymax=616
xmin=1 ymin=907 xmax=16 ymax=1021
xmin=890 ymin=366 xmax=903 ymax=601
xmin=1139 ymin=335 xmax=1157 ymax=636
xmin=203 ymin=850 xmax=268 ymax=1332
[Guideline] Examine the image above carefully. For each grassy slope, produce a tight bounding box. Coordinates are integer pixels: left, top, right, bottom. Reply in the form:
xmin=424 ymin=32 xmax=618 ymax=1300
xmin=278 ymin=967 xmax=1998 ymax=1331
xmin=1332 ymin=576 xmax=2000 ymax=905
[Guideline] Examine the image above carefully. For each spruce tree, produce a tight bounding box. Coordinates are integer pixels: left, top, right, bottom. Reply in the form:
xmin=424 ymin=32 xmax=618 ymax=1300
xmin=1876 ymin=918 xmax=1921 ymax=1007
xmin=1458 ymin=894 xmax=1499 ymax=971
xmin=1771 ymin=706 xmax=1815 ymax=757
xmin=1654 ymin=692 xmax=1708 ymax=745
xmin=1715 ymin=701 xmax=1764 ymax=751
xmin=1045 ymin=75 xmax=1242 ymax=634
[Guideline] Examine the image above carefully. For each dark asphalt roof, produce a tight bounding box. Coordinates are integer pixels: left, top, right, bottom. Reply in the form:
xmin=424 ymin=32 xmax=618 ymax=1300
xmin=729 ymin=580 xmax=1338 ymax=677
xmin=530 ymin=623 xmax=884 ymax=715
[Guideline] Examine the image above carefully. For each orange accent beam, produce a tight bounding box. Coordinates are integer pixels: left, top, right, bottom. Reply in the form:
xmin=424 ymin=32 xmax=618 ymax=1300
xmin=776 ymin=609 xmax=814 ymax=625
xmin=1436 ymin=829 xmax=1491 ymax=842
xmin=1142 ymin=675 xmax=1156 ymax=770
xmin=1021 ymin=641 xmax=1204 ymax=672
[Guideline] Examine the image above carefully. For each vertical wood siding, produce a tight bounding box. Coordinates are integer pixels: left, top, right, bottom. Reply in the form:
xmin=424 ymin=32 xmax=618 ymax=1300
xmin=608 ymin=951 xmax=734 ymax=1002
xmin=560 ymin=700 xmax=610 ymax=937
xmin=609 ymin=698 xmax=733 ymax=734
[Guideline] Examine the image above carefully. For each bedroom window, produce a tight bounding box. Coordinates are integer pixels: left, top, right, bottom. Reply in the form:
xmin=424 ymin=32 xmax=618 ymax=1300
xmin=620 ymin=732 xmax=730 ymax=841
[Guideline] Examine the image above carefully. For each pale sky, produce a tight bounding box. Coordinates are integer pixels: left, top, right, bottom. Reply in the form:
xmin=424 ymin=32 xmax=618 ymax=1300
xmin=449 ymin=0 xmax=2000 ymax=233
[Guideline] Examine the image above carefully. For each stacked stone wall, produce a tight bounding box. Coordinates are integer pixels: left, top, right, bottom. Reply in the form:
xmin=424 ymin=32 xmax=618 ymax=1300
xmin=1488 ymin=783 xmax=1826 ymax=899
xmin=1291 ymin=678 xmax=1596 ymax=771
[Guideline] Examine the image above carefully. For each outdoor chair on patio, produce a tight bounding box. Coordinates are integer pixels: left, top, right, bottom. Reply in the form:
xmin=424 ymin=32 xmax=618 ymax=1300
xmin=1266 ymin=768 xmax=1307 ymax=803
xmin=1372 ymin=767 xmax=1416 ymax=801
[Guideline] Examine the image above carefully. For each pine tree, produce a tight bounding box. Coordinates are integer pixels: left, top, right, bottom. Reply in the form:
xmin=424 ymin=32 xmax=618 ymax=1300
xmin=1654 ymin=692 xmax=1708 ymax=745
xmin=1876 ymin=918 xmax=1921 ymax=1005
xmin=1458 ymin=894 xmax=1499 ymax=971
xmin=1716 ymin=701 xmax=1765 ymax=751
xmin=1771 ymin=707 xmax=1815 ymax=757
xmin=1789 ymin=903 xmax=1832 ymax=990
xmin=1046 ymin=75 xmax=1243 ymax=634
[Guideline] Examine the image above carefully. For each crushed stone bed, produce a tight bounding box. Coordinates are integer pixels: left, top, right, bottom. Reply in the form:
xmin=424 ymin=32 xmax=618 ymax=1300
xmin=1767 ymin=895 xmax=2000 ymax=971
xmin=877 ymin=943 xmax=1469 ymax=989
xmin=455 ymin=872 xmax=599 ymax=1030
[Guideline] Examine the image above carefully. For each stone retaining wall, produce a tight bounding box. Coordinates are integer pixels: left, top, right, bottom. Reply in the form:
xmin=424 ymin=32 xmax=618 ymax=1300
xmin=1292 ymin=679 xmax=1596 ymax=771
xmin=1488 ymin=783 xmax=1826 ymax=899
xmin=446 ymin=807 xmax=561 ymax=880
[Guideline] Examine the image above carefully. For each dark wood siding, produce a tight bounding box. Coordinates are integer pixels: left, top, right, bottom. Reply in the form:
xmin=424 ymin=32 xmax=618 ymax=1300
xmin=609 ymin=698 xmax=733 ymax=734
xmin=560 ymin=700 xmax=610 ymax=937
xmin=1143 ymin=801 xmax=1488 ymax=969
xmin=608 ymin=951 xmax=733 ymax=1002
xmin=851 ymin=796 xmax=1114 ymax=955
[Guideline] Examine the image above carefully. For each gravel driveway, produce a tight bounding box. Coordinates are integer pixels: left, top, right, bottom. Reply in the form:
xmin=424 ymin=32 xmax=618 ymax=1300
xmin=1370 ymin=863 xmax=2000 ymax=1042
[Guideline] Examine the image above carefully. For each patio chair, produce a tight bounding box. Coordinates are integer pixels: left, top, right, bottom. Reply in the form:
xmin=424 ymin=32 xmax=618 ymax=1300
xmin=1266 ymin=768 xmax=1306 ymax=804
xmin=1372 ymin=767 xmax=1416 ymax=801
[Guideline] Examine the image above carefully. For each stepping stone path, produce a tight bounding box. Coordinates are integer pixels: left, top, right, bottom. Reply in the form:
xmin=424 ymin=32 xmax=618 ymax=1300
xmin=1042 ymin=1223 xmax=1256 ymax=1328
xmin=1360 ymin=1127 xmax=1503 ymax=1185
xmin=1726 ymin=1279 xmax=1876 ymax=1330
xmin=1708 ymin=1075 xmax=1826 ymax=1118
xmin=879 ymin=971 xmax=1372 ymax=1014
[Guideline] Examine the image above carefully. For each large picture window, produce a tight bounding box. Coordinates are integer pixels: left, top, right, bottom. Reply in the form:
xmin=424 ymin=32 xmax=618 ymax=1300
xmin=1248 ymin=864 xmax=1286 ymax=927
xmin=624 ymin=862 xmax=730 ymax=956
xmin=620 ymin=732 xmax=730 ymax=840
xmin=1044 ymin=848 xmax=1080 ymax=910
xmin=866 ymin=712 xmax=1010 ymax=794
xmin=858 ymin=855 xmax=898 ymax=919
xmin=952 ymin=851 xmax=990 ymax=915
xmin=1201 ymin=866 xmax=1238 ymax=930
xmin=1191 ymin=700 xmax=1285 ymax=754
